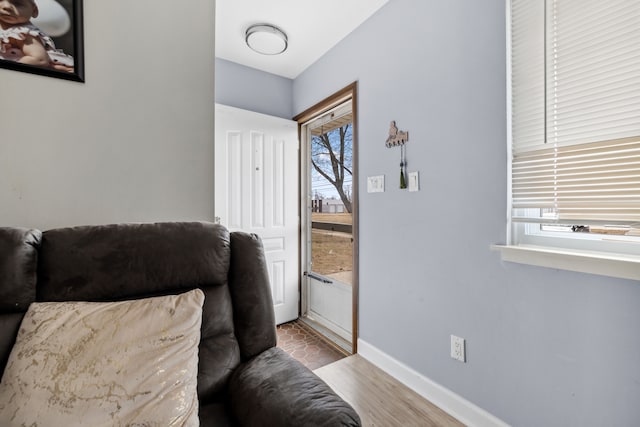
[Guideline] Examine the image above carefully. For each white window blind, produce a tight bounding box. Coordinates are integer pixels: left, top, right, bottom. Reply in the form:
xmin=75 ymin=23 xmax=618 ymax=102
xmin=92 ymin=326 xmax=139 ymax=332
xmin=510 ymin=0 xmax=640 ymax=226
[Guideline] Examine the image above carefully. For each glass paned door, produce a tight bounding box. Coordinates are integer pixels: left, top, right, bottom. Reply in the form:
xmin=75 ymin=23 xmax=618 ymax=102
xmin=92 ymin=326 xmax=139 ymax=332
xmin=303 ymin=100 xmax=354 ymax=346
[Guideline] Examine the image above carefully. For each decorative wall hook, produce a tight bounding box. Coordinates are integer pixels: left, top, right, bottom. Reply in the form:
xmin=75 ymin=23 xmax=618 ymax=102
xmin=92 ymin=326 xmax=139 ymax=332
xmin=385 ymin=121 xmax=409 ymax=189
xmin=385 ymin=121 xmax=409 ymax=147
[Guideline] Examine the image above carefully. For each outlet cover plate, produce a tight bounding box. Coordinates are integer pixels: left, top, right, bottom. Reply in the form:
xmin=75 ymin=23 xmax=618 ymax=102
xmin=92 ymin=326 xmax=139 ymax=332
xmin=451 ymin=335 xmax=466 ymax=362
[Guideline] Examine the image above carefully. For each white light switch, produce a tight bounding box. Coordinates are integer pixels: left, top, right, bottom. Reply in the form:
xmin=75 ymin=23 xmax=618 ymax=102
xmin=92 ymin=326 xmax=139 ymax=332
xmin=408 ymin=171 xmax=419 ymax=192
xmin=367 ymin=175 xmax=385 ymax=193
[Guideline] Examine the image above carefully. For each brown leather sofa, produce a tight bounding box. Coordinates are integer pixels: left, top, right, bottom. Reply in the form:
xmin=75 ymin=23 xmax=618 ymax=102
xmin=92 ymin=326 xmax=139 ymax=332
xmin=0 ymin=222 xmax=361 ymax=426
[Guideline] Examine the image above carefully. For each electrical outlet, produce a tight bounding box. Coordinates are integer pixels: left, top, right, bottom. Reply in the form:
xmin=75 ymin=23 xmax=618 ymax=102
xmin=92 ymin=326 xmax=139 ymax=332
xmin=450 ymin=335 xmax=466 ymax=362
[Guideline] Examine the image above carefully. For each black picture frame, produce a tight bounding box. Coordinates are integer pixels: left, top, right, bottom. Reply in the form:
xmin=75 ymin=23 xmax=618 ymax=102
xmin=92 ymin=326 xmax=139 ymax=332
xmin=0 ymin=0 xmax=84 ymax=82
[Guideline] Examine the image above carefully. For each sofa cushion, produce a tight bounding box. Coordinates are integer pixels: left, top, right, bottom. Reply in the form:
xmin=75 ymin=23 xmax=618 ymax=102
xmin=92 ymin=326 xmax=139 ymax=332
xmin=228 ymin=232 xmax=277 ymax=361
xmin=0 ymin=314 xmax=24 ymax=380
xmin=36 ymin=222 xmax=241 ymax=403
xmin=230 ymin=347 xmax=361 ymax=426
xmin=0 ymin=227 xmax=41 ymax=313
xmin=199 ymin=402 xmax=236 ymax=426
xmin=0 ymin=289 xmax=204 ymax=427
xmin=197 ymin=285 xmax=241 ymax=403
xmin=0 ymin=228 xmax=41 ymax=380
xmin=37 ymin=222 xmax=230 ymax=302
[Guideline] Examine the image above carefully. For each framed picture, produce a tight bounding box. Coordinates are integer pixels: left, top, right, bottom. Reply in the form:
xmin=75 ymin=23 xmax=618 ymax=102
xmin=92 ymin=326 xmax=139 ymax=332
xmin=0 ymin=0 xmax=84 ymax=82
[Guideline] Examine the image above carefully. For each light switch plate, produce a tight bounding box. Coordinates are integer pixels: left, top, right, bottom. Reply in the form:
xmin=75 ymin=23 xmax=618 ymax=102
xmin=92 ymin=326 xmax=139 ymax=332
xmin=408 ymin=171 xmax=419 ymax=192
xmin=367 ymin=175 xmax=385 ymax=193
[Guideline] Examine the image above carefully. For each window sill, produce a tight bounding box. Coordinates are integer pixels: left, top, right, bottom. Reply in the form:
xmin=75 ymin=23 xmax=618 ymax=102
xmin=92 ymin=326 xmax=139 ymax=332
xmin=491 ymin=244 xmax=640 ymax=281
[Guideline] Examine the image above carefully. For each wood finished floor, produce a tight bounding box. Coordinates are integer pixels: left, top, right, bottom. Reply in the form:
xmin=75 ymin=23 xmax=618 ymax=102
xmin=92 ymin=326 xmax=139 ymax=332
xmin=314 ymin=355 xmax=465 ymax=427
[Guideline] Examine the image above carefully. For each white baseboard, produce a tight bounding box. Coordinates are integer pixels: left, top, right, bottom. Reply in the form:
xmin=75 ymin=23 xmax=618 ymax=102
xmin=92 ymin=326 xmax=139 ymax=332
xmin=357 ymin=339 xmax=510 ymax=427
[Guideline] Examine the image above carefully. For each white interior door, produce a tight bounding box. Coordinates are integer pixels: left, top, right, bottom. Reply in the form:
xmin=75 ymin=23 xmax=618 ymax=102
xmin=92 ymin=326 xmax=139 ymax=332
xmin=215 ymin=104 xmax=299 ymax=325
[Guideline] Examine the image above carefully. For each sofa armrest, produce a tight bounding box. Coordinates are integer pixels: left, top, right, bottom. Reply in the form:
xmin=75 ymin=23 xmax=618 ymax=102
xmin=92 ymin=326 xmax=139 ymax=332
xmin=229 ymin=347 xmax=361 ymax=427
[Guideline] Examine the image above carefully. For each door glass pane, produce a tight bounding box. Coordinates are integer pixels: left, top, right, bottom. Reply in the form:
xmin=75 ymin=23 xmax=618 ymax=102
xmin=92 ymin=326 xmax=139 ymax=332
xmin=310 ymin=122 xmax=353 ymax=285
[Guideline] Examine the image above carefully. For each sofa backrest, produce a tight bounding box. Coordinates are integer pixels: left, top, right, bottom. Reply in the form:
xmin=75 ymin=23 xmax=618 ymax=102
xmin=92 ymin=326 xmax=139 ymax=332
xmin=0 ymin=227 xmax=42 ymax=379
xmin=227 ymin=231 xmax=278 ymax=361
xmin=0 ymin=222 xmax=277 ymax=406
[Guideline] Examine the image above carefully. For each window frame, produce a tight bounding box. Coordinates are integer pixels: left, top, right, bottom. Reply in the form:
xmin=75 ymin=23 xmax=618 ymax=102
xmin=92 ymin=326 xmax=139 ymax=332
xmin=494 ymin=0 xmax=640 ymax=281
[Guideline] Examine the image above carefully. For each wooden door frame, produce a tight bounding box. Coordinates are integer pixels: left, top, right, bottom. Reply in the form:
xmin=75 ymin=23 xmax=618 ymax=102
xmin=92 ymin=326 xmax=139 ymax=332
xmin=293 ymin=82 xmax=359 ymax=354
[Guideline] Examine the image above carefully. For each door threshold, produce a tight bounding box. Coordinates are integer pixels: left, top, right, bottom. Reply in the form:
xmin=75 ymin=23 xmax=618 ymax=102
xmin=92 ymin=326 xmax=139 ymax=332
xmin=299 ymin=316 xmax=353 ymax=355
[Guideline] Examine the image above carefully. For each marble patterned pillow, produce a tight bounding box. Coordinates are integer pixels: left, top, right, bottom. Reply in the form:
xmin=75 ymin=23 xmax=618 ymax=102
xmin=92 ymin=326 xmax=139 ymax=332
xmin=0 ymin=289 xmax=204 ymax=427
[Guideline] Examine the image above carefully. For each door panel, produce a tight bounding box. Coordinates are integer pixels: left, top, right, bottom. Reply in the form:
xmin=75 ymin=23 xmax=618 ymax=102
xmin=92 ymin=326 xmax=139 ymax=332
xmin=215 ymin=104 xmax=299 ymax=325
xmin=301 ymin=99 xmax=355 ymax=347
xmin=308 ymin=277 xmax=352 ymax=342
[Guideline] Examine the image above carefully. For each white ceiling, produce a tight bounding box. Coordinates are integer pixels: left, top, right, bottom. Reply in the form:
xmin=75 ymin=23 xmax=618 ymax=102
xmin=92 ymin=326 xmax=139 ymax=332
xmin=215 ymin=0 xmax=389 ymax=79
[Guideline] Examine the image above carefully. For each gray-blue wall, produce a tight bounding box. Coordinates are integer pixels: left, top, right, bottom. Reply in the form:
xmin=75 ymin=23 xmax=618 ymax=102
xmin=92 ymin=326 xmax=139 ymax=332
xmin=215 ymin=58 xmax=293 ymax=119
xmin=293 ymin=1 xmax=640 ymax=426
xmin=1 ymin=0 xmax=216 ymax=230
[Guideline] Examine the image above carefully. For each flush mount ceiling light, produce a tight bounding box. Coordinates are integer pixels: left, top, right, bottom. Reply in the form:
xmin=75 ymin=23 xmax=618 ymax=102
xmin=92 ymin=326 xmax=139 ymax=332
xmin=245 ymin=24 xmax=288 ymax=55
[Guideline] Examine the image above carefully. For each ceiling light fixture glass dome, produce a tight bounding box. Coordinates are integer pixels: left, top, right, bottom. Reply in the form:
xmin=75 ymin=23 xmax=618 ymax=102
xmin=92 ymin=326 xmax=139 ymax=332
xmin=245 ymin=24 xmax=288 ymax=55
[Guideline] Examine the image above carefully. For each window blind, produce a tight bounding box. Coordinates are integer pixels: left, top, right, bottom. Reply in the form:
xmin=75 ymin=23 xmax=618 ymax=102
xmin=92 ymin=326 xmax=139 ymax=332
xmin=510 ymin=0 xmax=640 ymax=225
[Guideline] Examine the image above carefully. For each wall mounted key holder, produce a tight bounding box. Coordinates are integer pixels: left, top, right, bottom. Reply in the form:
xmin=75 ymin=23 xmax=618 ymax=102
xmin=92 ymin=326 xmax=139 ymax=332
xmin=385 ymin=121 xmax=409 ymax=189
